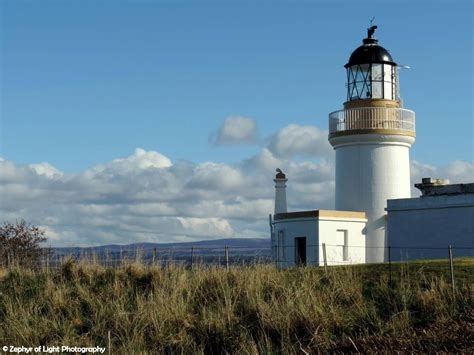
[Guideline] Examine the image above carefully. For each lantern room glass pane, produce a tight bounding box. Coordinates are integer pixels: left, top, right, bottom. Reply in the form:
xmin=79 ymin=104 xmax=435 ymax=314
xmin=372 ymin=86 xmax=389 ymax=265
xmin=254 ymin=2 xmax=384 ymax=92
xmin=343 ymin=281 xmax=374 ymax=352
xmin=348 ymin=64 xmax=371 ymax=100
xmin=383 ymin=64 xmax=393 ymax=99
xmin=371 ymin=64 xmax=383 ymax=81
xmin=347 ymin=62 xmax=399 ymax=101
xmin=384 ymin=81 xmax=392 ymax=99
xmin=393 ymin=69 xmax=400 ymax=99
xmin=383 ymin=64 xmax=392 ymax=81
xmin=355 ymin=64 xmax=369 ymax=81
xmin=372 ymin=81 xmax=383 ymax=98
xmin=371 ymin=64 xmax=383 ymax=98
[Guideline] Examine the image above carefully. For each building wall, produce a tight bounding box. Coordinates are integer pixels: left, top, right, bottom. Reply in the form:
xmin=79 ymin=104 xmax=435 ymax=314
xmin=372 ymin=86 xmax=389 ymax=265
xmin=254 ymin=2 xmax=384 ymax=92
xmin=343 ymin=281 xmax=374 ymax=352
xmin=387 ymin=194 xmax=474 ymax=260
xmin=272 ymin=216 xmax=366 ymax=267
xmin=332 ymin=134 xmax=414 ymax=263
xmin=318 ymin=218 xmax=366 ymax=266
xmin=273 ymin=218 xmax=318 ymax=268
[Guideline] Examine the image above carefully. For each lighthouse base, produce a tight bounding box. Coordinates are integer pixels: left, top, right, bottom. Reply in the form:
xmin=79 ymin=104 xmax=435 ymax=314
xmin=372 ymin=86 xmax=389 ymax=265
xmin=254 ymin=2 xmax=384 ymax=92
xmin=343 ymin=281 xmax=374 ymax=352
xmin=331 ymin=134 xmax=415 ymax=263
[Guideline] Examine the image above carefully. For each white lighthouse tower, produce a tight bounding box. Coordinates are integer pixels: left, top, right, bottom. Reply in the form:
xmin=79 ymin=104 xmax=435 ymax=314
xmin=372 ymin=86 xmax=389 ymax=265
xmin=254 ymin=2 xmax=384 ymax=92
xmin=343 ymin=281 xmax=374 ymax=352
xmin=274 ymin=168 xmax=288 ymax=214
xmin=328 ymin=26 xmax=416 ymax=263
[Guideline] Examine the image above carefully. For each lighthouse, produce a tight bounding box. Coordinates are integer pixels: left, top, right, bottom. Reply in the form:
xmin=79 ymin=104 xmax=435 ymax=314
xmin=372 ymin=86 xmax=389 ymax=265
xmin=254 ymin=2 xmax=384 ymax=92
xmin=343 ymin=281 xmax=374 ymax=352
xmin=328 ymin=26 xmax=416 ymax=263
xmin=274 ymin=168 xmax=288 ymax=214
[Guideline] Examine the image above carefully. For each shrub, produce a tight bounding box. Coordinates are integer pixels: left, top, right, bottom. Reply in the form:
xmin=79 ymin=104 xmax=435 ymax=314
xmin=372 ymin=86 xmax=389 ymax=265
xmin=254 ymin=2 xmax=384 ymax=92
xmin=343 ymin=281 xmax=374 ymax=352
xmin=0 ymin=220 xmax=47 ymax=267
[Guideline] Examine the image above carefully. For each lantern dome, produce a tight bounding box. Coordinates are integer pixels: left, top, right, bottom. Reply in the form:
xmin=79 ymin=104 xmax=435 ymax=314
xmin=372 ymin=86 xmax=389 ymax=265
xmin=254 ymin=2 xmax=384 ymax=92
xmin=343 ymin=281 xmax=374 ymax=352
xmin=345 ymin=42 xmax=395 ymax=68
xmin=345 ymin=26 xmax=396 ymax=67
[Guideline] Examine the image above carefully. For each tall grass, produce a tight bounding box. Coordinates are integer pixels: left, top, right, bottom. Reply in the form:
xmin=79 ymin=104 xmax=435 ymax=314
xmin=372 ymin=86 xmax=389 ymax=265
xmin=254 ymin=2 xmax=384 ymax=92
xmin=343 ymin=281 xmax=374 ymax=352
xmin=0 ymin=259 xmax=472 ymax=353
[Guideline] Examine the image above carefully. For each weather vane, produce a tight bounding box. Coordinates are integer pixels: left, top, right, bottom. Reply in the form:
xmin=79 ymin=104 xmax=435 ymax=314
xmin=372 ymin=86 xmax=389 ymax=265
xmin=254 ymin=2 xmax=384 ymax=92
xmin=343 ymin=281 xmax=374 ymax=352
xmin=367 ymin=17 xmax=377 ymax=38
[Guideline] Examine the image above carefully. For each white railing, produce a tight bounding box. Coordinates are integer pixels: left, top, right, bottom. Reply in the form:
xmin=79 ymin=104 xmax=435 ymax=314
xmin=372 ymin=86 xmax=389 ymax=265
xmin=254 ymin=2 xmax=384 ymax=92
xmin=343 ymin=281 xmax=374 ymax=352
xmin=329 ymin=107 xmax=415 ymax=135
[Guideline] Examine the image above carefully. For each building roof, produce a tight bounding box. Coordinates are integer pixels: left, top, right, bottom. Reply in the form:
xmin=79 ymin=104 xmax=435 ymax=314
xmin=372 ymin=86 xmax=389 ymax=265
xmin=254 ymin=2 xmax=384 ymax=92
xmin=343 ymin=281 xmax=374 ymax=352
xmin=274 ymin=209 xmax=367 ymax=220
xmin=345 ymin=26 xmax=396 ymax=68
xmin=415 ymin=178 xmax=474 ymax=197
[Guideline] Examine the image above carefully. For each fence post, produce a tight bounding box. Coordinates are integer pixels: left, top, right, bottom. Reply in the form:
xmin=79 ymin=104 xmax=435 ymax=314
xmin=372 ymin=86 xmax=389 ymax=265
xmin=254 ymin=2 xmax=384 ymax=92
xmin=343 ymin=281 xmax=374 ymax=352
xmin=448 ymin=245 xmax=455 ymax=298
xmin=191 ymin=246 xmax=194 ymax=269
xmin=276 ymin=243 xmax=279 ymax=268
xmin=225 ymin=245 xmax=229 ymax=271
xmin=106 ymin=249 xmax=110 ymax=268
xmin=153 ymin=247 xmax=157 ymax=264
xmin=108 ymin=330 xmax=111 ymax=355
xmin=322 ymin=243 xmax=328 ymax=274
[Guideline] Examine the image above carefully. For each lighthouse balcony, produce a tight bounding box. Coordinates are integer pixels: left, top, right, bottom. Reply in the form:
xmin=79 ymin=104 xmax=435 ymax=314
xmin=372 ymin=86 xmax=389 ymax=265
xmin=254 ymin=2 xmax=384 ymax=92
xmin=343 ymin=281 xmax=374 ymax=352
xmin=329 ymin=107 xmax=415 ymax=138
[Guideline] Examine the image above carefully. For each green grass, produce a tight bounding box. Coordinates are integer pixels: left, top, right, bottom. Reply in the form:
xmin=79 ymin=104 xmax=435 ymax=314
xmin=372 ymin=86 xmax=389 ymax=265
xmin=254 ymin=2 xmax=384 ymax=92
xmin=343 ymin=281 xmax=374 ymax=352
xmin=344 ymin=256 xmax=474 ymax=284
xmin=0 ymin=258 xmax=472 ymax=353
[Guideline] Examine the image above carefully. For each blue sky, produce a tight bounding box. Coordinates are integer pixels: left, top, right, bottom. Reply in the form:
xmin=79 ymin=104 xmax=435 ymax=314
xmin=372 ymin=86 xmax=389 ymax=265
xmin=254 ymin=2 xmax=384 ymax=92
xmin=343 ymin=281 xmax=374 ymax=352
xmin=0 ymin=0 xmax=473 ymax=246
xmin=2 ymin=0 xmax=472 ymax=170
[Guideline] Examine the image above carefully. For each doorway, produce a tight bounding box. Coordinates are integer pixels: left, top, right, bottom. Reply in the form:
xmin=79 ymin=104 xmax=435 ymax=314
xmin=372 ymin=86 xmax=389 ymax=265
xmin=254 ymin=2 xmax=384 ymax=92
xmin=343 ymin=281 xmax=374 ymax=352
xmin=295 ymin=237 xmax=307 ymax=266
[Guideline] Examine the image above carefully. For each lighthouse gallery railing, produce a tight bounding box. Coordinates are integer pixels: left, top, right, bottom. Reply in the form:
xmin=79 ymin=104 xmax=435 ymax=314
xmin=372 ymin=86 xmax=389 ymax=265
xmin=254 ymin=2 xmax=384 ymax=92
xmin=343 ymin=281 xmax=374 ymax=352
xmin=329 ymin=107 xmax=415 ymax=136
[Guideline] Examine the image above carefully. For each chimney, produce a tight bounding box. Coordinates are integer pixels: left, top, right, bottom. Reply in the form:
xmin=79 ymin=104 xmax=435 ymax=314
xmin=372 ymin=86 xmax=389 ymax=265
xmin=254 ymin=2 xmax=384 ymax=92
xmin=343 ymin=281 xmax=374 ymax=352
xmin=415 ymin=177 xmax=450 ymax=196
xmin=274 ymin=168 xmax=288 ymax=214
xmin=415 ymin=177 xmax=474 ymax=197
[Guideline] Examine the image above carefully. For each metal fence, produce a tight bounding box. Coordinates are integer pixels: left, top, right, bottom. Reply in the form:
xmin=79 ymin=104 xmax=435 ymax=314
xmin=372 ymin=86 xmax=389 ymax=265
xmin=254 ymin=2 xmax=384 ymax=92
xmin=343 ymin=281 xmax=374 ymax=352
xmin=272 ymin=243 xmax=474 ymax=266
xmin=2 ymin=244 xmax=472 ymax=272
xmin=1 ymin=245 xmax=272 ymax=270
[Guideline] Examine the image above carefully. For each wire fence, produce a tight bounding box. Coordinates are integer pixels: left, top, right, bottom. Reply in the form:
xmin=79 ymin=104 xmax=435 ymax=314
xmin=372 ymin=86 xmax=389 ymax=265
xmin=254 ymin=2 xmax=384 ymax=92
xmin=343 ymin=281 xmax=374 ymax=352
xmin=2 ymin=243 xmax=471 ymax=303
xmin=1 ymin=243 xmax=473 ymax=272
xmin=272 ymin=243 xmax=474 ymax=266
xmin=1 ymin=245 xmax=273 ymax=270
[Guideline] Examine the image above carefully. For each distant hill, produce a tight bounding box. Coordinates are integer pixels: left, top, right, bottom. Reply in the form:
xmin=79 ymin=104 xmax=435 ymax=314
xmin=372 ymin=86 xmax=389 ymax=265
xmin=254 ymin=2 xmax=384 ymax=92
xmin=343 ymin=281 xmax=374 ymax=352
xmin=52 ymin=238 xmax=271 ymax=256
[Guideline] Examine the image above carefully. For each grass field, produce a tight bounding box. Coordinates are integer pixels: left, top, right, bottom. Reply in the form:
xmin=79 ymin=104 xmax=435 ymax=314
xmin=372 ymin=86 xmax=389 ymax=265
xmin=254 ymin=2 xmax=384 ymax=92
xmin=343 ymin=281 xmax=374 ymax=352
xmin=0 ymin=258 xmax=472 ymax=353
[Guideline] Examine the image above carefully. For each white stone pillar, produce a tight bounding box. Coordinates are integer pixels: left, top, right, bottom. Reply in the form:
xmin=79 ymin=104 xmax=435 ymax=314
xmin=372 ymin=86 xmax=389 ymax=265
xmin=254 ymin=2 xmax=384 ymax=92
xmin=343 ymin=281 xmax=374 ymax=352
xmin=274 ymin=169 xmax=288 ymax=215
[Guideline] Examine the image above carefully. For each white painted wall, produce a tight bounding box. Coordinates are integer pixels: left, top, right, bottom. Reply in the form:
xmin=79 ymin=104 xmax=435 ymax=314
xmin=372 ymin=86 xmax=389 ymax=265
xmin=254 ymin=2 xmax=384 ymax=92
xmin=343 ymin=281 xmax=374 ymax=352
xmin=274 ymin=178 xmax=288 ymax=214
xmin=318 ymin=218 xmax=366 ymax=266
xmin=330 ymin=134 xmax=415 ymax=263
xmin=387 ymin=194 xmax=474 ymax=260
xmin=273 ymin=217 xmax=318 ymax=268
xmin=272 ymin=215 xmax=366 ymax=267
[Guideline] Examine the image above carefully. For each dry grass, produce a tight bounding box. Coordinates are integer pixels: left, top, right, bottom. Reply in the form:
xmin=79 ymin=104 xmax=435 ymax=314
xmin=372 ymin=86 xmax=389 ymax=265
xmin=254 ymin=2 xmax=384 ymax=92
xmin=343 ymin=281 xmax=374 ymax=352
xmin=0 ymin=258 xmax=472 ymax=353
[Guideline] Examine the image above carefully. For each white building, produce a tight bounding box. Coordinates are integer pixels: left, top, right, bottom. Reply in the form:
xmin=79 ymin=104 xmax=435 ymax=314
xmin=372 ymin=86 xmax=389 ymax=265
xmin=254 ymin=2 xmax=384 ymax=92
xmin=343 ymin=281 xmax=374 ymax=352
xmin=269 ymin=26 xmax=473 ymax=266
xmin=387 ymin=179 xmax=474 ymax=260
xmin=272 ymin=209 xmax=366 ymax=268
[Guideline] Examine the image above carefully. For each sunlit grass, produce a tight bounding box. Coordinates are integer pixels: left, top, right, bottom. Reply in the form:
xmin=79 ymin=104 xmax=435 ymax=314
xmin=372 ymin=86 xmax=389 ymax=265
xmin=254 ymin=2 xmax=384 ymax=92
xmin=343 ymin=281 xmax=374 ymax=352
xmin=0 ymin=258 xmax=472 ymax=353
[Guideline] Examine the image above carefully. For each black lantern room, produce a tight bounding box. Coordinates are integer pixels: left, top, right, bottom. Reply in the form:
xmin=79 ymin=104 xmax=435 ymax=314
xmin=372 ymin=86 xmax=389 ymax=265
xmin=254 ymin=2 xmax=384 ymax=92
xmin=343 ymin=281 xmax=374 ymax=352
xmin=345 ymin=26 xmax=399 ymax=101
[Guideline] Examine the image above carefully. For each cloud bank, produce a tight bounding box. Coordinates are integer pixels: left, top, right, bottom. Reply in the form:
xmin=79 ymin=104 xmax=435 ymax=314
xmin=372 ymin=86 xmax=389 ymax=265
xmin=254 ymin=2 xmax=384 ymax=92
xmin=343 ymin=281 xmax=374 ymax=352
xmin=267 ymin=124 xmax=332 ymax=158
xmin=211 ymin=116 xmax=257 ymax=145
xmin=1 ymin=123 xmax=472 ymax=247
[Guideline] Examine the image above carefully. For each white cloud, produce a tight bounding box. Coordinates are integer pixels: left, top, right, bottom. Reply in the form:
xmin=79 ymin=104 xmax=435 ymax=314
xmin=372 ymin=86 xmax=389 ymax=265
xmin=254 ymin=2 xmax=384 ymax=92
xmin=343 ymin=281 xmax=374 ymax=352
xmin=92 ymin=148 xmax=172 ymax=175
xmin=1 ymin=124 xmax=471 ymax=247
xmin=442 ymin=160 xmax=474 ymax=181
xmin=267 ymin=124 xmax=332 ymax=158
xmin=410 ymin=160 xmax=474 ymax=196
xmin=211 ymin=116 xmax=257 ymax=145
xmin=187 ymin=162 xmax=243 ymax=191
xmin=29 ymin=163 xmax=63 ymax=178
xmin=177 ymin=217 xmax=234 ymax=238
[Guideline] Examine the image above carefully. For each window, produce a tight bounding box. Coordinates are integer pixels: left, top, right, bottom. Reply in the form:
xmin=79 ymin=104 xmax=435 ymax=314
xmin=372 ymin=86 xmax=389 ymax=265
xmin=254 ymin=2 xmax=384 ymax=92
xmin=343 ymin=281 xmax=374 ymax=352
xmin=343 ymin=232 xmax=349 ymax=261
xmin=337 ymin=230 xmax=349 ymax=261
xmin=371 ymin=64 xmax=383 ymax=98
xmin=347 ymin=63 xmax=397 ymax=101
xmin=348 ymin=64 xmax=371 ymax=100
xmin=383 ymin=64 xmax=393 ymax=99
xmin=278 ymin=229 xmax=286 ymax=261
